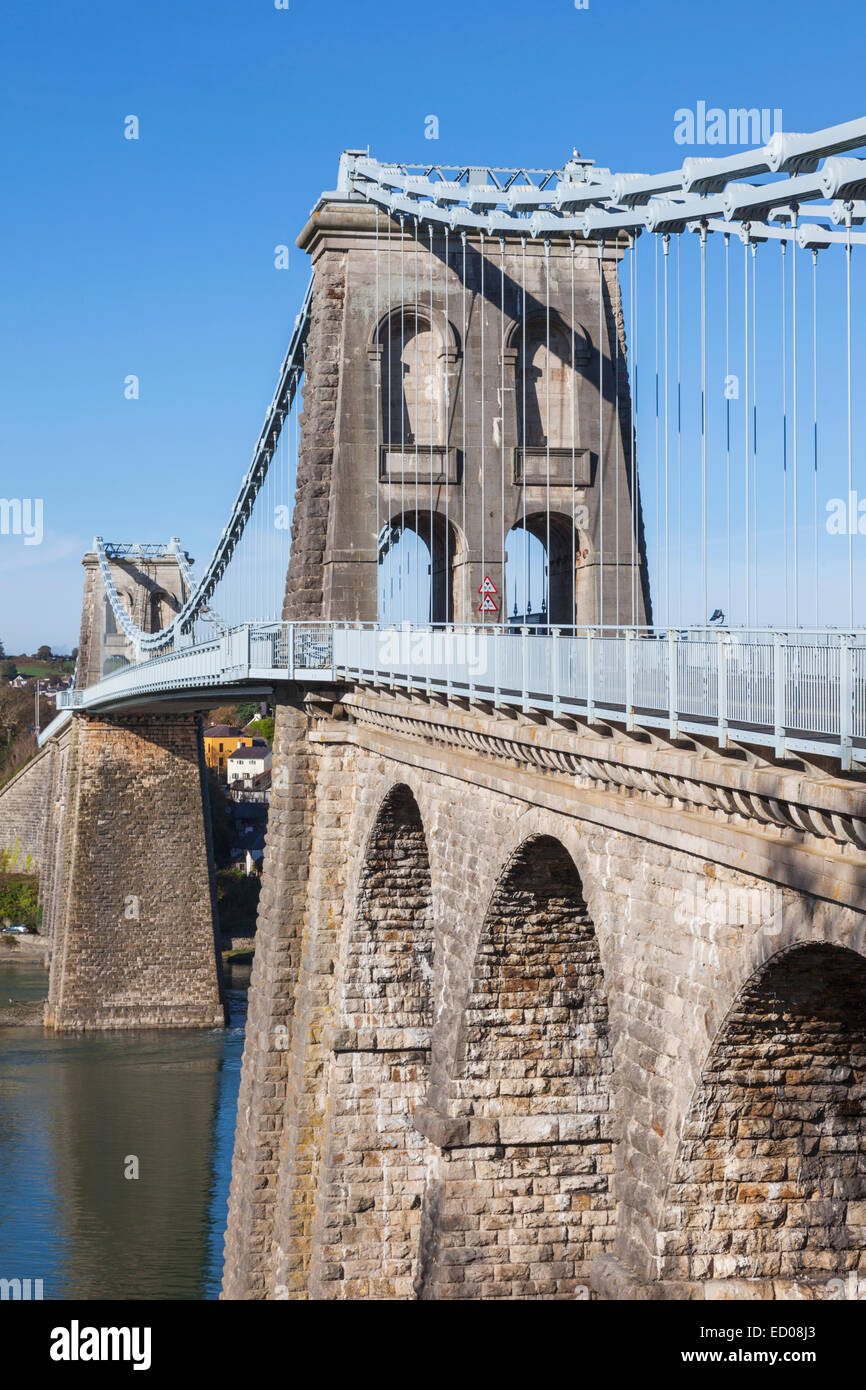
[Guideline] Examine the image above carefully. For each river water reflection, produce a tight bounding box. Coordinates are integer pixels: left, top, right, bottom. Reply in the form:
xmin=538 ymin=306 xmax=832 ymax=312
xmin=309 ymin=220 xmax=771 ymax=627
xmin=0 ymin=955 xmax=247 ymax=1300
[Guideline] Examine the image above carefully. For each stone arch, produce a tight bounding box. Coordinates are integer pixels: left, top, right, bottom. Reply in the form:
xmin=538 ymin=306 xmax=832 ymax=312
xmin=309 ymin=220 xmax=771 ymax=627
xmin=657 ymin=941 xmax=866 ymax=1293
xmin=372 ymin=307 xmax=458 ymax=449
xmin=148 ymin=588 xmax=174 ymax=632
xmin=505 ymin=510 xmax=590 ymax=626
xmin=313 ymin=783 xmax=434 ymax=1299
xmin=420 ymin=833 xmax=615 ymax=1299
xmin=378 ymin=508 xmax=466 ymax=625
xmin=511 ymin=313 xmax=590 ymax=451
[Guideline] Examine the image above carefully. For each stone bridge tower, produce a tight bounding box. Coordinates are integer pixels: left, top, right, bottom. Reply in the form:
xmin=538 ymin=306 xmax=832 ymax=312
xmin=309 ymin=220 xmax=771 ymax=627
xmin=222 ymin=201 xmax=661 ymax=1299
xmin=75 ymin=541 xmax=189 ymax=689
xmin=285 ymin=202 xmax=651 ymax=628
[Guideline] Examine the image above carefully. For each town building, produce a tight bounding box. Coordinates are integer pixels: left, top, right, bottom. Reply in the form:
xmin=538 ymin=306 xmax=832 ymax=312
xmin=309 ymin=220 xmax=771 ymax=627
xmin=226 ymin=743 xmax=272 ymax=785
xmin=203 ymin=724 xmax=254 ymax=776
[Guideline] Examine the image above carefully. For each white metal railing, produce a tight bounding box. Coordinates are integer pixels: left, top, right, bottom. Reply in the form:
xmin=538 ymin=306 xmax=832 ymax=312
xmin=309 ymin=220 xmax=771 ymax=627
xmin=48 ymin=621 xmax=866 ymax=768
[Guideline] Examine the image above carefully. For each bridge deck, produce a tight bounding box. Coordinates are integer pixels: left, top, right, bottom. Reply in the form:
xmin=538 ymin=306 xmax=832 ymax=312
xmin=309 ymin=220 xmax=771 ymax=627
xmin=41 ymin=623 xmax=866 ymax=771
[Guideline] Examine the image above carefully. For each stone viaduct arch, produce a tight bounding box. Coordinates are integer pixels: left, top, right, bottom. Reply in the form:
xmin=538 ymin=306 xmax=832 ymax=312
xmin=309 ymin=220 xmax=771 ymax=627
xmin=414 ymin=832 xmax=615 ymax=1299
xmin=654 ymin=939 xmax=866 ymax=1296
xmin=311 ymin=783 xmax=433 ymax=1299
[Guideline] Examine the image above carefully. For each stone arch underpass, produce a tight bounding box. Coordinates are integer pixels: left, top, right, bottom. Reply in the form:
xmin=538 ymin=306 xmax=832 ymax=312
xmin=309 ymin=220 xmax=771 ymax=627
xmin=656 ymin=942 xmax=866 ymax=1296
xmin=310 ymin=783 xmax=434 ymax=1299
xmin=414 ymin=833 xmax=615 ymax=1300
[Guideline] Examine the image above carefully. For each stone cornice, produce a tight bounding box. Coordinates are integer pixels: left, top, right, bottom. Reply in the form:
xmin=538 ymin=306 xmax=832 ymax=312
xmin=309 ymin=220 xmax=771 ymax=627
xmin=337 ymin=690 xmax=866 ymax=856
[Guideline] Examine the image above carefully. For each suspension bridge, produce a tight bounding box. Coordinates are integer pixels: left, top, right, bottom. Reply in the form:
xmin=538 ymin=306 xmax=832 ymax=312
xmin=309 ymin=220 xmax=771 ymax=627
xmin=10 ymin=117 xmax=866 ymax=1300
xmin=42 ymin=115 xmax=866 ymax=767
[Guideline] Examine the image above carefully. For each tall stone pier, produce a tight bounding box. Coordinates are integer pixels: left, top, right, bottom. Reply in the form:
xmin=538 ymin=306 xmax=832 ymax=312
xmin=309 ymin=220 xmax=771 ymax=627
xmin=40 ymin=543 xmax=225 ymax=1030
xmin=44 ymin=712 xmax=225 ymax=1030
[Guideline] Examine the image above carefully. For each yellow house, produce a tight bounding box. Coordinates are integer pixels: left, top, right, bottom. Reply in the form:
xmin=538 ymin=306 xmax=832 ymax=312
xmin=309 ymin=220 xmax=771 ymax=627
xmin=203 ymin=724 xmax=253 ymax=776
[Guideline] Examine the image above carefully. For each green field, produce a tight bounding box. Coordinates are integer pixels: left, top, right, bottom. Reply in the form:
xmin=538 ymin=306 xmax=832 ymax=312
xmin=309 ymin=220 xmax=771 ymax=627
xmin=9 ymin=660 xmax=75 ymax=678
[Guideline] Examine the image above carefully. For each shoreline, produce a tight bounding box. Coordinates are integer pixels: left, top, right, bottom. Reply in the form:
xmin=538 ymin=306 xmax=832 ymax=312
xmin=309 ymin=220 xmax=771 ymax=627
xmin=0 ymin=933 xmax=47 ymax=958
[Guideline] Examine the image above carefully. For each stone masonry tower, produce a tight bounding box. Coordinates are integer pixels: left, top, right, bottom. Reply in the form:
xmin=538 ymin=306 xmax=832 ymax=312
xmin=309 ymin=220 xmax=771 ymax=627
xmin=75 ymin=542 xmax=190 ymax=689
xmin=285 ymin=194 xmax=651 ymax=629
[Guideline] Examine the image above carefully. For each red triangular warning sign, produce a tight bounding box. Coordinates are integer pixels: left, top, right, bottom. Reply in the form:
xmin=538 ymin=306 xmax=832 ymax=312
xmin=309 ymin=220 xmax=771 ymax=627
xmin=478 ymin=594 xmax=499 ymax=613
xmin=478 ymin=576 xmax=498 ymax=596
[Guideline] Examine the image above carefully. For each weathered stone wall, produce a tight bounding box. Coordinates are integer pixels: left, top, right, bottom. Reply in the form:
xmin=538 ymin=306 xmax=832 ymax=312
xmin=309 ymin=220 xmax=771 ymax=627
xmin=311 ymin=785 xmax=433 ymax=1298
xmin=658 ymin=943 xmax=866 ymax=1290
xmin=44 ymin=713 xmax=225 ymax=1030
xmin=282 ymin=252 xmax=347 ymax=620
xmin=223 ymin=687 xmax=866 ymax=1300
xmin=38 ymin=724 xmax=74 ymax=956
xmin=0 ymin=746 xmax=53 ymax=873
xmin=418 ymin=835 xmax=615 ymax=1299
xmin=221 ymin=696 xmax=323 ymax=1297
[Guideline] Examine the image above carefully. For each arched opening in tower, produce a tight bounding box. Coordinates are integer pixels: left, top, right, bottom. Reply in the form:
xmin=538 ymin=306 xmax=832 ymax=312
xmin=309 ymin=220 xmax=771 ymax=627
xmin=380 ymin=309 xmax=448 ymax=449
xmin=516 ymin=319 xmax=579 ymax=450
xmin=504 ymin=513 xmax=587 ymax=627
xmin=378 ymin=510 xmax=460 ymax=625
xmin=658 ymin=942 xmax=866 ymax=1290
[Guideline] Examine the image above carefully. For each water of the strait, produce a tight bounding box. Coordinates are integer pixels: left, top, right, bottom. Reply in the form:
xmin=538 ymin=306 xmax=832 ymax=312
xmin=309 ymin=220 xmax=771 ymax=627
xmin=0 ymin=952 xmax=249 ymax=1299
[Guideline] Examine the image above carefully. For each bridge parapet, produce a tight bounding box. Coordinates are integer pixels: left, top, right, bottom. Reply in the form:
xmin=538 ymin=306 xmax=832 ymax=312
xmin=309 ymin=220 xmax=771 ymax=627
xmin=51 ymin=619 xmax=866 ymax=774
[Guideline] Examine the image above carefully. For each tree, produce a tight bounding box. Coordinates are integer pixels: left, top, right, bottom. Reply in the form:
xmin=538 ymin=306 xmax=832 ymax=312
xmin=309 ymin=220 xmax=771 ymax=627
xmin=236 ymin=701 xmax=262 ymax=726
xmin=36 ymin=645 xmax=52 ymax=663
xmin=1 ymin=661 xmax=18 ymax=682
xmin=208 ymin=704 xmax=242 ymax=728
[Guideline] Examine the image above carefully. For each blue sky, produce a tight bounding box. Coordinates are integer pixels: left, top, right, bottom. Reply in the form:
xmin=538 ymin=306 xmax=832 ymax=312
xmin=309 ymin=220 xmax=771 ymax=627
xmin=0 ymin=0 xmax=863 ymax=650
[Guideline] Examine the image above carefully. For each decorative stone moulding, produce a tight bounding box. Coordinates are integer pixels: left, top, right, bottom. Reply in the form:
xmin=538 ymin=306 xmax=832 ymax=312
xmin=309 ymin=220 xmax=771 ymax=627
xmin=348 ymin=699 xmax=866 ymax=854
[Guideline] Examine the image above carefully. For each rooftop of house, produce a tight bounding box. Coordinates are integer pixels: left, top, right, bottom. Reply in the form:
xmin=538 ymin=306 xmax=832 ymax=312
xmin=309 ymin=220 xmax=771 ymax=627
xmin=203 ymin=724 xmax=244 ymax=739
xmin=228 ymin=745 xmax=272 ymax=762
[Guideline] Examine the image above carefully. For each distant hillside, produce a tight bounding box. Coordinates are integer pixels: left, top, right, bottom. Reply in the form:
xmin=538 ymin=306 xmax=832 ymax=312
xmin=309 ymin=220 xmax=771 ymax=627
xmin=5 ymin=656 xmax=75 ymax=679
